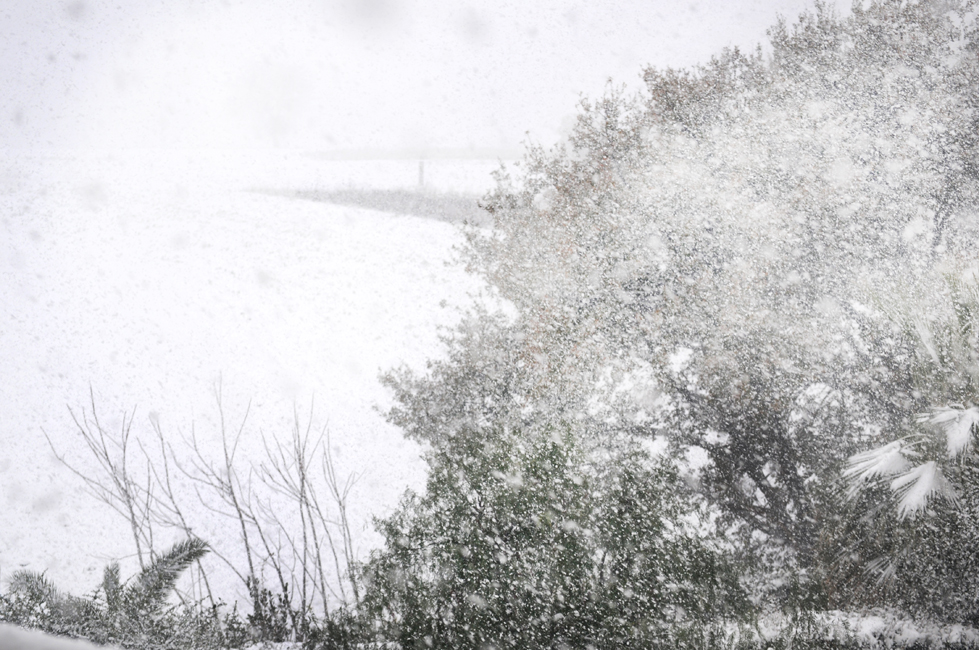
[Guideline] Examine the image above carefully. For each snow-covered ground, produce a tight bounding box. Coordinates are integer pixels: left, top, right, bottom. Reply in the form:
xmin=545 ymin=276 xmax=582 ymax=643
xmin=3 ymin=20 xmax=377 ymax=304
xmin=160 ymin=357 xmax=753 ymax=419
xmin=0 ymin=623 xmax=120 ymax=650
xmin=0 ymin=149 xmax=500 ymax=603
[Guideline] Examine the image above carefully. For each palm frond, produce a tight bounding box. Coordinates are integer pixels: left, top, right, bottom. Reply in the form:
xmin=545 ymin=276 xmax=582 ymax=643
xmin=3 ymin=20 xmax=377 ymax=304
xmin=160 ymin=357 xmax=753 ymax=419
xmin=124 ymin=537 xmax=209 ymax=615
xmin=919 ymin=406 xmax=979 ymax=457
xmin=843 ymin=440 xmax=912 ymax=497
xmin=864 ymin=554 xmax=899 ymax=586
xmin=8 ymin=570 xmax=59 ymax=605
xmin=890 ymin=461 xmax=956 ymax=519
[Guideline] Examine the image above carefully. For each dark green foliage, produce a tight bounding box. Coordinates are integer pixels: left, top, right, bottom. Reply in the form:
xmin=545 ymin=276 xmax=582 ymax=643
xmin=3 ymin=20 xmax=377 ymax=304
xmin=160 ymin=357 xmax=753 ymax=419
xmin=361 ymin=424 xmax=747 ymax=649
xmin=240 ymin=576 xmax=367 ymax=649
xmin=219 ymin=605 xmax=251 ymax=649
xmin=301 ymin=607 xmax=364 ymax=650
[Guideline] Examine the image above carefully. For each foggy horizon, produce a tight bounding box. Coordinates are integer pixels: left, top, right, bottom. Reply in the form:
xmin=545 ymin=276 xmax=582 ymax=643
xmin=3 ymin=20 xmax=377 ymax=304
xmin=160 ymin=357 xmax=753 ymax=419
xmin=3 ymin=0 xmax=845 ymax=153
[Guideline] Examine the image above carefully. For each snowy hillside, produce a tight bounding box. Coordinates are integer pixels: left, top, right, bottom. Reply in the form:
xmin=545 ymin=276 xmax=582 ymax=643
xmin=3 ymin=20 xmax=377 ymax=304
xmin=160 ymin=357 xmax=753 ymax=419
xmin=0 ymin=149 xmax=497 ymax=602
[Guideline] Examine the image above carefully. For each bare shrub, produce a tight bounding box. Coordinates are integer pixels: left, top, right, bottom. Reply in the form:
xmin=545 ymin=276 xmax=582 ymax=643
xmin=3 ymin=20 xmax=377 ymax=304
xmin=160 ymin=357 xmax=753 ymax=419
xmin=46 ymin=384 xmax=361 ymax=643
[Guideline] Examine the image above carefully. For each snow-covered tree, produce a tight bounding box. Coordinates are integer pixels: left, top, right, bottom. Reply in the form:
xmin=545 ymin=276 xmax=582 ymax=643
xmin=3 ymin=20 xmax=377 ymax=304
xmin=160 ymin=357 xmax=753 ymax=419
xmin=382 ymin=0 xmax=979 ymax=625
xmin=466 ymin=0 xmax=979 ymax=575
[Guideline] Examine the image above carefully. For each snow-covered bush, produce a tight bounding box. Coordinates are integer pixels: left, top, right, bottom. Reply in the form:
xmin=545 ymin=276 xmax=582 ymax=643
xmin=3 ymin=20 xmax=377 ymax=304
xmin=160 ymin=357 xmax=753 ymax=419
xmin=360 ymin=415 xmax=747 ymax=649
xmin=0 ymin=538 xmax=240 ymax=649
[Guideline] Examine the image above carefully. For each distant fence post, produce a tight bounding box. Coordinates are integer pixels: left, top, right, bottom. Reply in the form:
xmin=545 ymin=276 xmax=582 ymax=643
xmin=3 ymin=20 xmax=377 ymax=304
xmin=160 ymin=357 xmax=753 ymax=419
xmin=418 ymin=159 xmax=424 ymax=188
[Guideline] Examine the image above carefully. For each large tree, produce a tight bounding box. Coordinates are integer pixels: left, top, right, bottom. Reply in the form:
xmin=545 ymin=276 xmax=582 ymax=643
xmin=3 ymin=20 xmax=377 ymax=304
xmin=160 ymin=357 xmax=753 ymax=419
xmin=381 ymin=0 xmax=979 ymax=624
xmin=467 ymin=0 xmax=979 ymax=565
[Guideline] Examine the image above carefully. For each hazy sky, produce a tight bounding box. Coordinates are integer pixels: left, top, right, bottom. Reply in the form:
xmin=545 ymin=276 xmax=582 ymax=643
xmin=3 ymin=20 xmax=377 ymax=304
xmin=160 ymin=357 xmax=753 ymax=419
xmin=1 ymin=0 xmax=843 ymax=154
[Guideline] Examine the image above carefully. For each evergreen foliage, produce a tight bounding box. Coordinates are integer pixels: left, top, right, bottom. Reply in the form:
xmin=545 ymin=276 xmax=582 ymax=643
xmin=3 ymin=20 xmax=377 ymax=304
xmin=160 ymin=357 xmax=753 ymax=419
xmin=361 ymin=423 xmax=747 ymax=649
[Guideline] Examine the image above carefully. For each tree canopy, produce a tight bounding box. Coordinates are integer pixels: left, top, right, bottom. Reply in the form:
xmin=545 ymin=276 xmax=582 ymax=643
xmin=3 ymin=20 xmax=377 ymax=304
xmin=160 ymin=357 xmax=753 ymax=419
xmin=373 ymin=0 xmax=979 ymax=636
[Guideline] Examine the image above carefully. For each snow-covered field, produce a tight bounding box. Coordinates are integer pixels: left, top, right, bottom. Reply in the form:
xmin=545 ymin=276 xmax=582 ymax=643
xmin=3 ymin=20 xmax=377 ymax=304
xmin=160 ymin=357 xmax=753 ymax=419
xmin=0 ymin=149 xmax=501 ymax=602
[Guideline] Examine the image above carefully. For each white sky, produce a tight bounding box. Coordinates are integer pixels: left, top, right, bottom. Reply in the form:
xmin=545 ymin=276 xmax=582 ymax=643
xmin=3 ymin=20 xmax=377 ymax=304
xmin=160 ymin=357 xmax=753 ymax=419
xmin=1 ymin=0 xmax=843 ymax=154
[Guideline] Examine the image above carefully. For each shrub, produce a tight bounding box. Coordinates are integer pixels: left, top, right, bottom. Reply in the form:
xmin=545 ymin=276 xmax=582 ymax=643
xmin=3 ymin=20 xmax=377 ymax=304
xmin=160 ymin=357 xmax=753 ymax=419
xmin=361 ymin=423 xmax=748 ymax=649
xmin=0 ymin=538 xmax=241 ymax=650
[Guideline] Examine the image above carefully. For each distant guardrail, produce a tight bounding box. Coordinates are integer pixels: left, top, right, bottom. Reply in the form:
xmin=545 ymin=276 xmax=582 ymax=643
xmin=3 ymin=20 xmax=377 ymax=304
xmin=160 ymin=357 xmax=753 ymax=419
xmin=257 ymin=187 xmax=492 ymax=226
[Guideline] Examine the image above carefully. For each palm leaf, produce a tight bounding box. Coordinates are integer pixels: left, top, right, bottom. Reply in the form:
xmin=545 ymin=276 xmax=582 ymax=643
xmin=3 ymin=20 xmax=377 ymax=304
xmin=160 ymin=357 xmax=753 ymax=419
xmin=124 ymin=537 xmax=208 ymax=615
xmin=843 ymin=440 xmax=912 ymax=497
xmin=919 ymin=406 xmax=979 ymax=457
xmin=8 ymin=570 xmax=60 ymax=604
xmin=890 ymin=461 xmax=956 ymax=519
